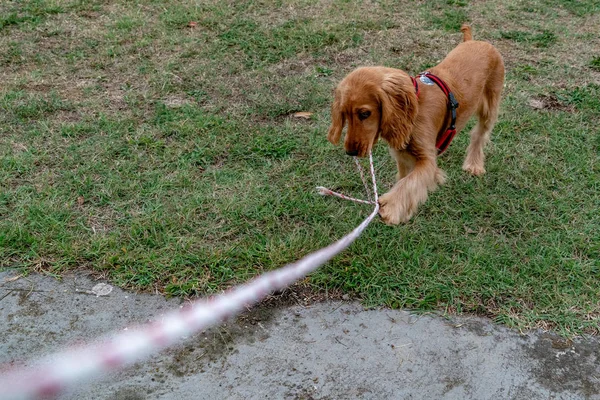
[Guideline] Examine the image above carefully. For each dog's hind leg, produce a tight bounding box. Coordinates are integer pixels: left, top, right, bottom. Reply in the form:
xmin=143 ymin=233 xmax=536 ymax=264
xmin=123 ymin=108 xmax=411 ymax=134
xmin=462 ymin=68 xmax=504 ymax=176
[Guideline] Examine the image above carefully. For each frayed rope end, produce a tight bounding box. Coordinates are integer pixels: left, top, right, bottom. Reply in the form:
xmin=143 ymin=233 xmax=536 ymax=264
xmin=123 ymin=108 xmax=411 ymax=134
xmin=316 ymin=186 xmax=330 ymax=196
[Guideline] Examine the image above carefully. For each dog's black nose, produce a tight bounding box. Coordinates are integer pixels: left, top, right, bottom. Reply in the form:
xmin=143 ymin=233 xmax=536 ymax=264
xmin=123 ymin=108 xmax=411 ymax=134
xmin=345 ymin=149 xmax=359 ymax=156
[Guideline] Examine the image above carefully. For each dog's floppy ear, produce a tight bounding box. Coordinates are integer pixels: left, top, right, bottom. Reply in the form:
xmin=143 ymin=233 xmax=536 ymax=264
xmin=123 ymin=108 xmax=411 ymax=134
xmin=379 ymin=73 xmax=418 ymax=150
xmin=327 ymin=88 xmax=345 ymax=145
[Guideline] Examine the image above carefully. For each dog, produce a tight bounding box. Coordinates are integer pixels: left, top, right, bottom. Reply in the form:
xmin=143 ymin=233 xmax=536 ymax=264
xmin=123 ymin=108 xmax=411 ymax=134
xmin=327 ymin=25 xmax=504 ymax=225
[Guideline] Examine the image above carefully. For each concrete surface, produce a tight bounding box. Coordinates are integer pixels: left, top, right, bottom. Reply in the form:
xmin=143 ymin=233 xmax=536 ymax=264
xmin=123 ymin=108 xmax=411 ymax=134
xmin=1 ymin=269 xmax=599 ymax=400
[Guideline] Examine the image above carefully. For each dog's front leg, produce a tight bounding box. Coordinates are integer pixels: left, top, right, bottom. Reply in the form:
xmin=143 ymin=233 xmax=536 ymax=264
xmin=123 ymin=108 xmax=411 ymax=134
xmin=378 ymin=157 xmax=441 ymax=225
xmin=389 ymin=147 xmax=416 ymax=181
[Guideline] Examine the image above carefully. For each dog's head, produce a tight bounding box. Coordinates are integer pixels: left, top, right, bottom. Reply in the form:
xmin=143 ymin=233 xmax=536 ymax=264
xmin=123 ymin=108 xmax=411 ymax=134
xmin=327 ymin=67 xmax=419 ymax=157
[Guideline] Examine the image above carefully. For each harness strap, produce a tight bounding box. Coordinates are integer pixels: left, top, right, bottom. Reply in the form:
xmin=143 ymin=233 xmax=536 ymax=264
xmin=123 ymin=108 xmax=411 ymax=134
xmin=415 ymin=72 xmax=460 ymax=154
xmin=410 ymin=76 xmax=420 ymax=98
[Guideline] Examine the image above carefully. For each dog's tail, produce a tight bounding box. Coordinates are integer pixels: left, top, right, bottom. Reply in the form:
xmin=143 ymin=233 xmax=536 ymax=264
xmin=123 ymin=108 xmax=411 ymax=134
xmin=461 ymin=24 xmax=473 ymax=41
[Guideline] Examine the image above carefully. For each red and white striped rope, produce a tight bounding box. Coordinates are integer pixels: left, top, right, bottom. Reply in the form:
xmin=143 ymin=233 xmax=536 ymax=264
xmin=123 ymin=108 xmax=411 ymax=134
xmin=316 ymin=186 xmax=375 ymax=205
xmin=0 ymin=154 xmax=379 ymax=400
xmin=316 ymin=155 xmax=377 ymax=206
xmin=355 ymin=157 xmax=373 ymax=202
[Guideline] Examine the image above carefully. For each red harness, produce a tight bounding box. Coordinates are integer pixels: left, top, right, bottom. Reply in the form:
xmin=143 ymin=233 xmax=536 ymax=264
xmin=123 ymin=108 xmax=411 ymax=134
xmin=411 ymin=73 xmax=460 ymax=154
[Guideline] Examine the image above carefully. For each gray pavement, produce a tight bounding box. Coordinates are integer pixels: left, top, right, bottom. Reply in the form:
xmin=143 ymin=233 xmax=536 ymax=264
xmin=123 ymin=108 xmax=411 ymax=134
xmin=1 ymin=270 xmax=599 ymax=399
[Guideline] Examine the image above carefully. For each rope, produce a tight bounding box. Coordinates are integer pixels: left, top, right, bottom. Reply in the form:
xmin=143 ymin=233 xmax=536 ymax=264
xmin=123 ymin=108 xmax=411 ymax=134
xmin=316 ymin=186 xmax=375 ymax=205
xmin=355 ymin=157 xmax=373 ymax=202
xmin=0 ymin=153 xmax=380 ymax=400
xmin=317 ymin=155 xmax=377 ymax=206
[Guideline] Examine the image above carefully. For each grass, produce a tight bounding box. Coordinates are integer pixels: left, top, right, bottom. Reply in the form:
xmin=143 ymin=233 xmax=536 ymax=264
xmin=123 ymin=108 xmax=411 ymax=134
xmin=1 ymin=0 xmax=599 ymax=336
xmin=500 ymin=30 xmax=557 ymax=48
xmin=423 ymin=0 xmax=470 ymax=32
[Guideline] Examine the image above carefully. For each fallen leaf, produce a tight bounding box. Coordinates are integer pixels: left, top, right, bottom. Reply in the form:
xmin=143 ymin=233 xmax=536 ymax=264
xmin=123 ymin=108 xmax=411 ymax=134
xmin=292 ymin=111 xmax=313 ymax=120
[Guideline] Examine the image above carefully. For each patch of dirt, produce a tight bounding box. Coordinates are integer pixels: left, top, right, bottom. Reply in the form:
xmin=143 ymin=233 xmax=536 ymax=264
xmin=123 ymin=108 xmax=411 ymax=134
xmin=528 ymin=94 xmax=574 ymax=112
xmin=162 ymin=95 xmax=192 ymax=108
xmin=243 ymin=0 xmax=386 ymax=30
xmin=268 ymin=56 xmax=318 ymax=78
xmin=258 ymin=282 xmax=348 ymax=308
xmin=11 ymin=142 xmax=29 ymax=153
xmin=55 ymin=110 xmax=83 ymax=123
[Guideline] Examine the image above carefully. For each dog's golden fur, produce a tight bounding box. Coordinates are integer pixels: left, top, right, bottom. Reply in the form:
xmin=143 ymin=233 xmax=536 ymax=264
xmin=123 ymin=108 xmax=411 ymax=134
xmin=327 ymin=25 xmax=504 ymax=224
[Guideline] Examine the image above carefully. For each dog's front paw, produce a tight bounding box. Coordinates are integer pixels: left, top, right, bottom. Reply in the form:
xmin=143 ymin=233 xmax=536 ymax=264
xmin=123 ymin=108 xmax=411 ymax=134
xmin=378 ymin=192 xmax=414 ymax=225
xmin=462 ymin=161 xmax=486 ymax=176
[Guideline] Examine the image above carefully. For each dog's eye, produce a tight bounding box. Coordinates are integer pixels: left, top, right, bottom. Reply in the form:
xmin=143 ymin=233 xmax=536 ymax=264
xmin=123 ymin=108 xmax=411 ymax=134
xmin=358 ymin=110 xmax=371 ymax=120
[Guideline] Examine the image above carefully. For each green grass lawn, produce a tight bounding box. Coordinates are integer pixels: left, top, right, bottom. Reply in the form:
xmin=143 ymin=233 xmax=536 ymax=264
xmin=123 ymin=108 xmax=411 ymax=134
xmin=1 ymin=0 xmax=599 ymax=335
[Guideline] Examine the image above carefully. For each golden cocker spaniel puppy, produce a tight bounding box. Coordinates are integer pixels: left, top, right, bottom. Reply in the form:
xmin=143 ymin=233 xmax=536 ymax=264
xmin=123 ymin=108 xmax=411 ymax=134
xmin=327 ymin=25 xmax=504 ymax=225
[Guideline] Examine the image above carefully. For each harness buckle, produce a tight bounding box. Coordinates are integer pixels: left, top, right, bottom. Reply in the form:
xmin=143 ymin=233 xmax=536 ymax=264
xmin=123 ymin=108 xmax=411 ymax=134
xmin=448 ymin=92 xmax=459 ymax=110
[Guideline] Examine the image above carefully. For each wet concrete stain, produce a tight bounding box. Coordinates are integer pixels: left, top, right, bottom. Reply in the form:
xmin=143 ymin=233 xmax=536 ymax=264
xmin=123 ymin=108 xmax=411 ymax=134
xmin=525 ymin=333 xmax=600 ymax=397
xmin=110 ymin=387 xmax=147 ymax=400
